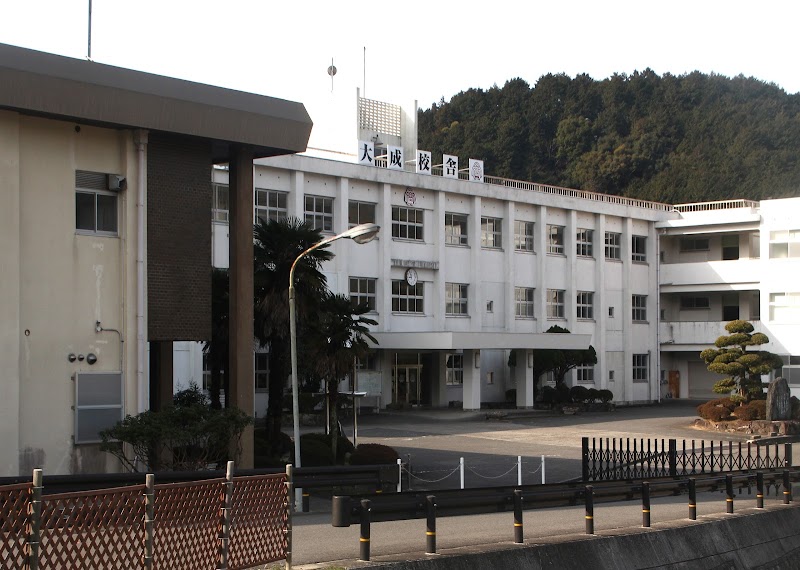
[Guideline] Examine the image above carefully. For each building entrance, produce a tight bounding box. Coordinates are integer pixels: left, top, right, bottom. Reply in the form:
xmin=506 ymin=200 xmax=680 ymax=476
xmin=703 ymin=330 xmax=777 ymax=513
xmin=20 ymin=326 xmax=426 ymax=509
xmin=392 ymin=365 xmax=422 ymax=404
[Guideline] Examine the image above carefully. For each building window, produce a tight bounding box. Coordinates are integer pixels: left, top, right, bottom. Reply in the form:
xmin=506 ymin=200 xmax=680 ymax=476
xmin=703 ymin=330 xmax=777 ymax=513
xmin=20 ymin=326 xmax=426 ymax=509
xmin=605 ymin=232 xmax=621 ymax=260
xmin=632 ymin=295 xmax=648 ymax=321
xmin=255 ymin=189 xmax=288 ymax=223
xmin=577 ymin=291 xmax=594 ymax=320
xmin=392 ymin=280 xmax=424 ymax=313
xmin=446 ymin=283 xmax=469 ymax=315
xmin=356 ymin=354 xmax=378 ymax=371
xmin=608 ymin=306 xmax=615 ymax=318
xmin=576 ymin=229 xmax=594 ymax=257
xmin=679 ymin=237 xmax=709 ymax=252
xmin=721 ymin=235 xmax=740 ymax=260
xmin=254 ymin=351 xmax=269 ymax=392
xmin=632 ymin=235 xmax=647 ymax=262
xmin=514 ymin=220 xmax=535 ymax=252
xmin=349 ymin=201 xmax=376 ymax=228
xmin=632 ymin=354 xmax=649 ymax=382
xmin=680 ymin=296 xmax=710 ymax=310
xmin=446 ymin=354 xmax=463 ymax=385
xmin=350 ymin=277 xmax=377 ymax=312
xmin=781 ymin=355 xmax=800 ymax=386
xmin=75 ymin=170 xmax=118 ymax=236
xmin=515 ymin=287 xmax=535 ymax=318
xmin=769 ymin=230 xmax=800 ymax=259
xmin=445 ymin=213 xmax=469 ymax=245
xmin=212 ymin=183 xmax=229 ymax=223
xmin=769 ymin=292 xmax=800 ymax=322
xmin=486 ymin=371 xmax=494 ymax=385
xmin=546 ymin=289 xmax=565 ymax=319
xmin=608 ymin=370 xmax=615 ymax=382
xmin=305 ymin=195 xmax=333 ymax=232
xmin=481 ymin=217 xmax=502 ymax=248
xmin=547 ymin=225 xmax=564 ymax=254
xmin=392 ymin=206 xmax=424 ymax=241
xmin=576 ymin=365 xmax=594 ymax=384
xmin=74 ymin=372 xmax=123 ymax=444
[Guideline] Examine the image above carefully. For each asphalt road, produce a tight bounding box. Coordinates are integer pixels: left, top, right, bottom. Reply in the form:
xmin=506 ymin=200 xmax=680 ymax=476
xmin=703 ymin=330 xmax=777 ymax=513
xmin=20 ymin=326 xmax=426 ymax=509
xmin=288 ymin=400 xmax=785 ymax=568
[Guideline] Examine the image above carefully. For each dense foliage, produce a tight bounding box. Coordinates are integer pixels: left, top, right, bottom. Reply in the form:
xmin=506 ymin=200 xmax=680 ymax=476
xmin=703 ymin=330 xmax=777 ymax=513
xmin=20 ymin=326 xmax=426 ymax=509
xmin=418 ymin=71 xmax=800 ymax=204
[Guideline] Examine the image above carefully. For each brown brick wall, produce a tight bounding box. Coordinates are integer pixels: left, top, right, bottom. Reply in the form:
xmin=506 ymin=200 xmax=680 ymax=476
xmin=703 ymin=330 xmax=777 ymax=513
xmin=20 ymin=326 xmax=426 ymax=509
xmin=147 ymin=133 xmax=212 ymax=341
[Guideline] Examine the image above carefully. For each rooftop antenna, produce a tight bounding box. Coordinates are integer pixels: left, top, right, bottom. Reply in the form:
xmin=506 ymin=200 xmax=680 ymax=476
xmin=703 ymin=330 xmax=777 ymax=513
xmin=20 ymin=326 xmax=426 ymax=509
xmin=327 ymin=58 xmax=337 ymax=92
xmin=363 ymin=46 xmax=366 ymax=97
xmin=87 ymin=0 xmax=93 ymax=60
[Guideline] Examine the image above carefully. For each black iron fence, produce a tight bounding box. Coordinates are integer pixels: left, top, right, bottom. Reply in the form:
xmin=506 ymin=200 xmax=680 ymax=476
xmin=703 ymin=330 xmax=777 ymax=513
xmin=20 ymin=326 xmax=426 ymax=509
xmin=582 ymin=437 xmax=793 ymax=481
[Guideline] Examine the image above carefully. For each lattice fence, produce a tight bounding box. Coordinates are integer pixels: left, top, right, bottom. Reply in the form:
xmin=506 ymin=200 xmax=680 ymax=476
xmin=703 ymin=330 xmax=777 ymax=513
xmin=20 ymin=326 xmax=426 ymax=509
xmin=0 ymin=482 xmax=31 ymax=569
xmin=229 ymin=473 xmax=288 ymax=570
xmin=39 ymin=485 xmax=146 ymax=570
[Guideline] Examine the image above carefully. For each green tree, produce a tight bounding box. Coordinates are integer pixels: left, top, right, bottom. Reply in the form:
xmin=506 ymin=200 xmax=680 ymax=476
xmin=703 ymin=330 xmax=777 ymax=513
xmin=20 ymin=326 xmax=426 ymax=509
xmin=700 ymin=320 xmax=783 ymax=403
xmin=253 ymin=217 xmax=333 ymax=445
xmin=532 ymin=325 xmax=598 ymax=386
xmin=306 ymin=292 xmax=378 ymax=460
xmin=203 ymin=268 xmax=229 ymax=409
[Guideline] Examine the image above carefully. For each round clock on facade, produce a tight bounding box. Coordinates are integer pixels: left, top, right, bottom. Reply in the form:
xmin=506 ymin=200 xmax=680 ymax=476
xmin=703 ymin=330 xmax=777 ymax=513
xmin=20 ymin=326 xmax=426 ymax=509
xmin=405 ymin=268 xmax=418 ymax=286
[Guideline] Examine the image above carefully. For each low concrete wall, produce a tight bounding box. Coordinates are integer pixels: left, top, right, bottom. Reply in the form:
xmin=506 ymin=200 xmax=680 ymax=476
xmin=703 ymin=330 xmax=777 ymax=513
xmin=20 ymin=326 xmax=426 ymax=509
xmin=348 ymin=505 xmax=800 ymax=570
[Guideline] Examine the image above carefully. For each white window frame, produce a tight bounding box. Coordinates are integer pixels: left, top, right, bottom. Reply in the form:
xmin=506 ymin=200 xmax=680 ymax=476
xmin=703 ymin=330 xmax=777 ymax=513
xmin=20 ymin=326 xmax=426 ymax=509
xmin=632 ymin=294 xmax=648 ymax=322
xmin=74 ymin=371 xmax=124 ymax=444
xmin=305 ymin=195 xmax=334 ymax=232
xmin=769 ymin=229 xmax=800 ymax=259
xmin=481 ymin=217 xmax=502 ymax=248
xmin=212 ymin=183 xmax=229 ymax=223
xmin=679 ymin=237 xmax=710 ymax=252
xmin=350 ymin=277 xmax=377 ymax=312
xmin=547 ymin=225 xmax=565 ymax=254
xmin=515 ymin=287 xmax=535 ymax=318
xmin=254 ymin=350 xmax=269 ymax=392
xmin=446 ymin=354 xmax=464 ymax=385
xmin=392 ymin=280 xmax=424 ymax=313
xmin=576 ymin=229 xmax=594 ymax=257
xmin=680 ymin=296 xmax=711 ymax=310
xmin=770 ymin=292 xmax=800 ymax=322
xmin=514 ymin=220 xmax=535 ymax=252
xmin=349 ymin=200 xmax=376 ymax=228
xmin=445 ymin=212 xmax=469 ymax=246
xmin=75 ymin=189 xmax=118 ymax=236
xmin=445 ymin=282 xmax=469 ymax=315
xmin=577 ymin=291 xmax=594 ymax=320
xmin=781 ymin=355 xmax=800 ymax=386
xmin=576 ymin=365 xmax=595 ymax=384
xmin=547 ymin=289 xmax=565 ymax=319
xmin=632 ymin=235 xmax=647 ymax=262
xmin=605 ymin=231 xmax=621 ymax=260
xmin=633 ymin=354 xmax=649 ymax=382
xmin=392 ymin=206 xmax=424 ymax=241
xmin=255 ymin=188 xmax=288 ymax=223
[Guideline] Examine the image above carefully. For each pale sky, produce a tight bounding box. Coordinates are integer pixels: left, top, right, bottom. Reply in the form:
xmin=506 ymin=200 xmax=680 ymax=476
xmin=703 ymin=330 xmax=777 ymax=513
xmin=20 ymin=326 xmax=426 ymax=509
xmin=4 ymin=0 xmax=798 ymax=154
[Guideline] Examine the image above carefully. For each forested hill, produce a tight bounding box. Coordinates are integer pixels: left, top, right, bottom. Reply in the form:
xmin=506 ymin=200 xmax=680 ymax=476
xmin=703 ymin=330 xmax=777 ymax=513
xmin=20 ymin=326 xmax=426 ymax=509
xmin=417 ymin=71 xmax=800 ymax=204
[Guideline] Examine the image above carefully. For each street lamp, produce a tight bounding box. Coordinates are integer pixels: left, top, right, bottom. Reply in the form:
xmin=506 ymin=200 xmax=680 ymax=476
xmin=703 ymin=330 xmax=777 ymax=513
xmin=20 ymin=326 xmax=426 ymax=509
xmin=289 ymin=222 xmax=380 ymax=510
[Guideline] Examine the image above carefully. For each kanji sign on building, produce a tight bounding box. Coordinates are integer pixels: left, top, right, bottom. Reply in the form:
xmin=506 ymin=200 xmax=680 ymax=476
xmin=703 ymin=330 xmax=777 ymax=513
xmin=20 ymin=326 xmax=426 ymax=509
xmin=443 ymin=154 xmax=459 ymax=179
xmin=469 ymin=159 xmax=484 ymax=183
xmin=358 ymin=140 xmax=374 ymax=166
xmin=416 ymin=150 xmax=432 ymax=175
xmin=387 ymin=145 xmax=404 ymax=170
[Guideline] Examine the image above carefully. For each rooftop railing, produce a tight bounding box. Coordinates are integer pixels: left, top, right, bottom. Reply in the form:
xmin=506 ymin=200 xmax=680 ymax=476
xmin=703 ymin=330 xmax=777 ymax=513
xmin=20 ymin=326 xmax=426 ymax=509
xmin=673 ymin=199 xmax=759 ymax=213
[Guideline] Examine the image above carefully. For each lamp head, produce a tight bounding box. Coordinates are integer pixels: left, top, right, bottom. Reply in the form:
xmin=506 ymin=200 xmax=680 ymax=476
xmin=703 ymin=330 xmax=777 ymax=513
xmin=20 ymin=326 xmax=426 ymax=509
xmin=347 ymin=223 xmax=380 ymax=244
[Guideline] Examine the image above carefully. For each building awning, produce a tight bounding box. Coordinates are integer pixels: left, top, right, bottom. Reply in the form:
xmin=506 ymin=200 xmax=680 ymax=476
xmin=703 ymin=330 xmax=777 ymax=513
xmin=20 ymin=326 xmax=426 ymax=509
xmin=0 ymin=43 xmax=312 ymax=162
xmin=367 ymin=332 xmax=592 ymax=351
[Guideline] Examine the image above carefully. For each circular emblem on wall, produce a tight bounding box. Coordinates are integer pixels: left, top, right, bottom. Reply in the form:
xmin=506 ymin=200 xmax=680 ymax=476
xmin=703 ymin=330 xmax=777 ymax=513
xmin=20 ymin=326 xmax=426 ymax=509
xmin=404 ymin=187 xmax=416 ymax=206
xmin=405 ymin=268 xmax=419 ymax=286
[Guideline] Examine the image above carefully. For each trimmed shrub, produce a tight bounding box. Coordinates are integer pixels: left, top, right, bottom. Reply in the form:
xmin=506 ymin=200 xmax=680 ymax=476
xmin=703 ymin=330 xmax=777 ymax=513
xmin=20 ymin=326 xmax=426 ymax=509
xmin=792 ymin=396 xmax=800 ymax=421
xmin=554 ymin=383 xmax=571 ymax=404
xmin=697 ymin=398 xmax=736 ymax=422
xmin=505 ymin=389 xmax=517 ymax=403
xmin=598 ymin=389 xmax=614 ymax=403
xmin=569 ymin=385 xmax=590 ymax=404
xmin=540 ymin=385 xmax=556 ymax=406
xmin=299 ymin=436 xmax=334 ymax=467
xmin=299 ymin=432 xmax=354 ymax=465
xmin=587 ymin=388 xmax=600 ymax=403
xmin=349 ymin=443 xmax=400 ymax=465
xmin=735 ymin=400 xmax=766 ymax=421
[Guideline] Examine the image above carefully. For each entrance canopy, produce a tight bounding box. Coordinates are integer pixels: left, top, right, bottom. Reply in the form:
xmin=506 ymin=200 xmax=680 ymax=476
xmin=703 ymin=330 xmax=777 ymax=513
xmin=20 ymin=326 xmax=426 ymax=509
xmin=368 ymin=331 xmax=591 ymax=351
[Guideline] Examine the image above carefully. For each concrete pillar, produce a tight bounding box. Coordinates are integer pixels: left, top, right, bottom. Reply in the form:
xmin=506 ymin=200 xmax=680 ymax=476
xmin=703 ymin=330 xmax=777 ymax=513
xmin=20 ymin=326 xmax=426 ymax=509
xmin=380 ymin=183 xmax=392 ymax=325
xmin=595 ymin=214 xmax=607 ymax=390
xmin=229 ymin=146 xmax=255 ymax=469
xmin=504 ymin=201 xmax=515 ymax=331
xmin=433 ymin=190 xmax=446 ymax=330
xmin=535 ymin=206 xmax=547 ymax=331
xmin=470 ymin=197 xmax=482 ymax=330
xmin=515 ymin=350 xmax=535 ymax=408
xmin=463 ymin=349 xmax=481 ymax=410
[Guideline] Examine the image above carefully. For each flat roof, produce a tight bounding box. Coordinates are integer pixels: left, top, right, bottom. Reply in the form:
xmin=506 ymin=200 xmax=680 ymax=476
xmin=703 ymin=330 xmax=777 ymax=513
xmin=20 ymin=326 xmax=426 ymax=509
xmin=0 ymin=43 xmax=312 ymax=161
xmin=368 ymin=332 xmax=592 ymax=351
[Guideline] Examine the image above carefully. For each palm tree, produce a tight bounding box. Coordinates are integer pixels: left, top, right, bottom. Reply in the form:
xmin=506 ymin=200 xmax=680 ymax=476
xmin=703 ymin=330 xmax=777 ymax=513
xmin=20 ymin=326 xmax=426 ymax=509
xmin=306 ymin=292 xmax=378 ymax=460
xmin=253 ymin=217 xmax=332 ymax=444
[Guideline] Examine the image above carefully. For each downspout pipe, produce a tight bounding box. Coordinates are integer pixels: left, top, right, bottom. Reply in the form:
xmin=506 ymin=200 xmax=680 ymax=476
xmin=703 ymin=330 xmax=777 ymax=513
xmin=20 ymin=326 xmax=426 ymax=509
xmin=134 ymin=130 xmax=148 ymax=413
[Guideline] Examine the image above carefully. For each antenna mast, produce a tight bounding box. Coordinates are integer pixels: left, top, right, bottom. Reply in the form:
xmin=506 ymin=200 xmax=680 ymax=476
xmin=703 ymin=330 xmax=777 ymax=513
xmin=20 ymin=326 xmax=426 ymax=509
xmin=87 ymin=0 xmax=92 ymax=60
xmin=363 ymin=46 xmax=366 ymax=96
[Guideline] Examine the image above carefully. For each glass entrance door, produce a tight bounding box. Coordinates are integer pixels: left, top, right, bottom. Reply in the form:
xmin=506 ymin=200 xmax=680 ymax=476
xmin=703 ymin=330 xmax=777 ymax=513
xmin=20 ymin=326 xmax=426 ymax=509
xmin=393 ymin=365 xmax=422 ymax=405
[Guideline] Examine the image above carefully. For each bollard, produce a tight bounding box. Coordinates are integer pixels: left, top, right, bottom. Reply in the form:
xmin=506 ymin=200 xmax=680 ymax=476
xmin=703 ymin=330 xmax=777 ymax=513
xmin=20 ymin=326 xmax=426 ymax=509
xmin=642 ymin=482 xmax=651 ymax=528
xmin=541 ymin=455 xmax=546 ymax=485
xmin=688 ymin=478 xmax=697 ymax=520
xmin=784 ymin=470 xmax=792 ymax=504
xmin=426 ymin=495 xmax=437 ymax=554
xmin=725 ymin=475 xmax=734 ymax=514
xmin=585 ymin=485 xmax=594 ymax=535
xmin=756 ymin=472 xmax=764 ymax=508
xmin=302 ymin=492 xmax=310 ymax=513
xmin=513 ymin=490 xmax=523 ymax=544
xmin=397 ymin=458 xmax=403 ymax=493
xmin=460 ymin=457 xmax=465 ymax=490
xmin=517 ymin=456 xmax=522 ymax=487
xmin=360 ymin=499 xmax=371 ymax=561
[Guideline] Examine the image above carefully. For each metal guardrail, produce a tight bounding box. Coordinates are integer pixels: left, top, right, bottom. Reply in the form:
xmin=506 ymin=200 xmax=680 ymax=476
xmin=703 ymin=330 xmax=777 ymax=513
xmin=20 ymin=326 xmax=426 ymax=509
xmin=331 ymin=469 xmax=799 ymax=561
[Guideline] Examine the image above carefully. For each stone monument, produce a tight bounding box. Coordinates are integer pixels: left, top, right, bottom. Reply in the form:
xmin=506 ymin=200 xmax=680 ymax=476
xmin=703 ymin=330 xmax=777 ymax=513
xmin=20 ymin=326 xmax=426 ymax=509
xmin=766 ymin=377 xmax=791 ymax=422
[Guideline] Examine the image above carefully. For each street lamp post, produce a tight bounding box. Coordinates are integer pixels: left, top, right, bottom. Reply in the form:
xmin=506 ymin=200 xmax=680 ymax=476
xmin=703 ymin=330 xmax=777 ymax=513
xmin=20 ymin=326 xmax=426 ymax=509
xmin=289 ymin=222 xmax=380 ymax=511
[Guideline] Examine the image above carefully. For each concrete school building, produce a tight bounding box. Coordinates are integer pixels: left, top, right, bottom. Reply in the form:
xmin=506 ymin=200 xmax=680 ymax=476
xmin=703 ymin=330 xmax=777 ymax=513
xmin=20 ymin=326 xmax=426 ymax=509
xmin=0 ymin=42 xmax=312 ymax=476
xmin=182 ymin=93 xmax=800 ymax=417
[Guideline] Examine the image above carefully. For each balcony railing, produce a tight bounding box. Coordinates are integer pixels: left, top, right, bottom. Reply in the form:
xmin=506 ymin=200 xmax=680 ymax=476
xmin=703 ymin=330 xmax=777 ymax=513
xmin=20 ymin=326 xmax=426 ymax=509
xmin=672 ymin=200 xmax=759 ymax=213
xmin=660 ymin=320 xmax=763 ymax=346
